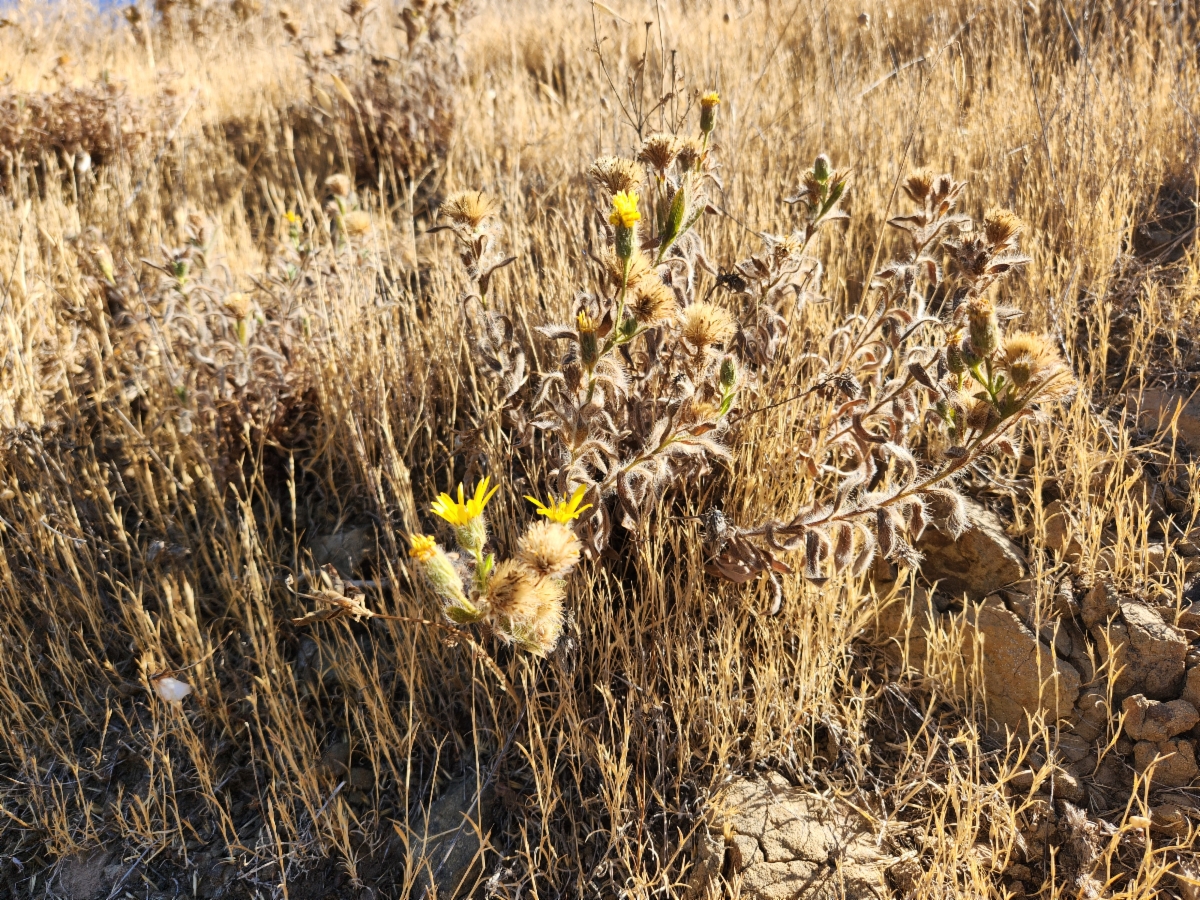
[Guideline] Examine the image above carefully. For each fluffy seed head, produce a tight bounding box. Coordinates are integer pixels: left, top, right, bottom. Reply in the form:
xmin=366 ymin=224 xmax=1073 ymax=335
xmin=1001 ymin=331 xmax=1072 ymax=396
xmin=517 ymin=520 xmax=582 ymax=578
xmin=630 ymin=279 xmax=678 ymax=325
xmin=222 ymin=292 xmax=252 ymax=319
xmin=590 ymin=156 xmax=642 ymax=194
xmin=486 ymin=559 xmax=540 ymax=619
xmin=638 ymin=133 xmax=682 ymax=172
xmin=440 ymin=190 xmax=499 ymax=228
xmin=342 ymin=211 xmax=371 ymax=237
xmin=680 ymin=302 xmax=736 ymax=349
xmin=325 ymin=174 xmax=352 ymax=197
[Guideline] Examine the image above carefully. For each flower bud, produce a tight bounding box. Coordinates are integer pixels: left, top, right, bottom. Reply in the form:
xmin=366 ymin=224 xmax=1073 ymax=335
xmin=699 ymin=91 xmax=720 ymax=134
xmin=813 ymin=154 xmax=831 ymax=183
xmin=966 ymin=297 xmax=999 ymax=357
xmin=719 ymin=355 xmax=737 ymax=391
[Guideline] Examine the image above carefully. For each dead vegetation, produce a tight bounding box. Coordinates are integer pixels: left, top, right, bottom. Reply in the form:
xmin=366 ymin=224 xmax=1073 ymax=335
xmin=0 ymin=1 xmax=1199 ymax=898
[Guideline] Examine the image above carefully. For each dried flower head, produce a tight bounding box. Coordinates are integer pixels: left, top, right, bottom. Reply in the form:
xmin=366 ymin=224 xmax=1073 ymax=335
xmin=517 ymin=520 xmax=582 ymax=578
xmin=222 ymin=292 xmax=252 ymax=319
xmin=983 ymin=207 xmax=1024 ymax=249
xmin=902 ymin=168 xmax=935 ymax=204
xmin=609 ymin=190 xmax=641 ymax=229
xmin=676 ymin=138 xmax=703 ymax=172
xmin=590 ymin=156 xmax=642 ymax=194
xmin=638 ymin=133 xmax=682 ymax=172
xmin=440 ymin=190 xmax=500 ymax=228
xmin=630 ymin=278 xmax=678 ymax=326
xmin=325 ymin=174 xmax=353 ymax=198
xmin=680 ymin=302 xmax=736 ymax=349
xmin=486 ymin=559 xmax=540 ymax=619
xmin=342 ymin=210 xmax=371 ymax=237
xmin=599 ymin=248 xmax=649 ymax=290
xmin=1000 ymin=331 xmax=1072 ymax=397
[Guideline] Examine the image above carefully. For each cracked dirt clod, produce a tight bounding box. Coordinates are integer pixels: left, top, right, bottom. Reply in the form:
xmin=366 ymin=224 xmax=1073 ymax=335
xmin=717 ymin=772 xmax=887 ymax=900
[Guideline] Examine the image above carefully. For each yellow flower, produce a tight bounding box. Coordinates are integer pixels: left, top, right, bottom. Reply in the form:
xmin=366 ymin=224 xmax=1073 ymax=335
xmin=609 ymin=190 xmax=641 ymax=229
xmin=525 ymin=485 xmax=593 ymax=524
xmin=700 ymin=91 xmax=720 ymax=109
xmin=284 ymin=210 xmax=301 ymax=226
xmin=576 ymin=310 xmax=598 ymax=333
xmin=431 ymin=476 xmax=499 ymax=527
xmin=409 ymin=533 xmax=438 ymax=561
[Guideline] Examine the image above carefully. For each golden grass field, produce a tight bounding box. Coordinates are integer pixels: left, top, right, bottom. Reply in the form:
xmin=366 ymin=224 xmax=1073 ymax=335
xmin=1 ymin=0 xmax=1199 ymax=897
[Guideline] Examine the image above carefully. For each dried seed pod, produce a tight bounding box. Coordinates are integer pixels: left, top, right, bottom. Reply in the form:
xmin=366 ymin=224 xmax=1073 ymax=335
xmin=876 ymin=507 xmax=897 ymax=558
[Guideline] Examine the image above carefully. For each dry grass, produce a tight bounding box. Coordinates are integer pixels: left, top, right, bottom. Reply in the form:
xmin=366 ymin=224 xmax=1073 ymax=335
xmin=1 ymin=0 xmax=1199 ymax=897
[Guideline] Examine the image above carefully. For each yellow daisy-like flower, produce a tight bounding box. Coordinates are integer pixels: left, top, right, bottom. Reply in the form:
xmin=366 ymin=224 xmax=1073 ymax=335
xmin=431 ymin=476 xmax=499 ymax=527
xmin=409 ymin=533 xmax=438 ymax=561
xmin=284 ymin=210 xmax=301 ymax=226
xmin=576 ymin=310 xmax=598 ymax=333
xmin=525 ymin=485 xmax=593 ymax=524
xmin=609 ymin=190 xmax=641 ymax=229
xmin=700 ymin=91 xmax=720 ymax=109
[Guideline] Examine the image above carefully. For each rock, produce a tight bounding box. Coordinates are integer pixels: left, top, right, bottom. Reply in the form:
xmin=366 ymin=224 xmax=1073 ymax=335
xmin=967 ymin=597 xmax=1081 ymax=732
xmin=1150 ymin=803 xmax=1190 ymax=835
xmin=1081 ymin=581 xmax=1119 ymax=628
xmin=1183 ymin=667 xmax=1200 ymax=708
xmin=1122 ymin=695 xmax=1199 ymax=742
xmin=1095 ymin=600 xmax=1188 ymax=699
xmin=1128 ymin=388 xmax=1200 ymax=453
xmin=886 ymin=853 xmax=923 ymax=894
xmin=1050 ymin=770 xmax=1086 ymax=803
xmin=719 ymin=772 xmax=887 ymax=900
xmin=683 ymin=825 xmax=726 ymax=899
xmin=1056 ymin=732 xmax=1093 ymax=763
xmin=1043 ymin=500 xmax=1083 ymax=562
xmin=917 ymin=498 xmax=1027 ymax=598
xmin=1133 ymin=739 xmax=1199 ymax=788
xmin=409 ymin=776 xmax=494 ymax=900
xmin=309 ymin=527 xmax=373 ymax=575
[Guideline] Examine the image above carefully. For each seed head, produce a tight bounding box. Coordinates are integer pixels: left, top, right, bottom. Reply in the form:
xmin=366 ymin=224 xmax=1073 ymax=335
xmin=983 ymin=207 xmax=1024 ymax=249
xmin=325 ymin=174 xmax=352 ymax=198
xmin=486 ymin=559 xmax=540 ymax=619
xmin=902 ymin=168 xmax=935 ymax=204
xmin=517 ymin=520 xmax=582 ymax=579
xmin=638 ymin=133 xmax=682 ymax=173
xmin=342 ymin=211 xmax=371 ymax=237
xmin=222 ymin=292 xmax=252 ymax=319
xmin=439 ymin=190 xmax=500 ymax=228
xmin=590 ymin=156 xmax=642 ymax=194
xmin=1001 ymin=331 xmax=1071 ymax=396
xmin=680 ymin=302 xmax=736 ymax=349
xmin=630 ymin=278 xmax=678 ymax=326
xmin=675 ymin=138 xmax=704 ymax=172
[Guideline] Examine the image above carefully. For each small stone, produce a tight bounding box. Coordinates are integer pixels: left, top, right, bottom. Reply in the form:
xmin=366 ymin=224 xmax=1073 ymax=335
xmin=1128 ymin=388 xmax=1200 ymax=454
xmin=1068 ymin=718 xmax=1102 ymax=743
xmin=409 ymin=776 xmax=495 ymax=899
xmin=1066 ymin=753 xmax=1098 ymax=779
xmin=886 ymin=853 xmax=923 ymax=894
xmin=1122 ymin=695 xmax=1199 ymax=742
xmin=1056 ymin=732 xmax=1093 ymax=763
xmin=1076 ymin=691 xmax=1110 ymax=727
xmin=1179 ymin=604 xmax=1200 ymax=631
xmin=1151 ymin=803 xmax=1190 ymax=835
xmin=348 ymin=767 xmax=374 ymax=789
xmin=1052 ymin=770 xmax=1086 ymax=803
xmin=1053 ymin=580 xmax=1080 ymax=617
